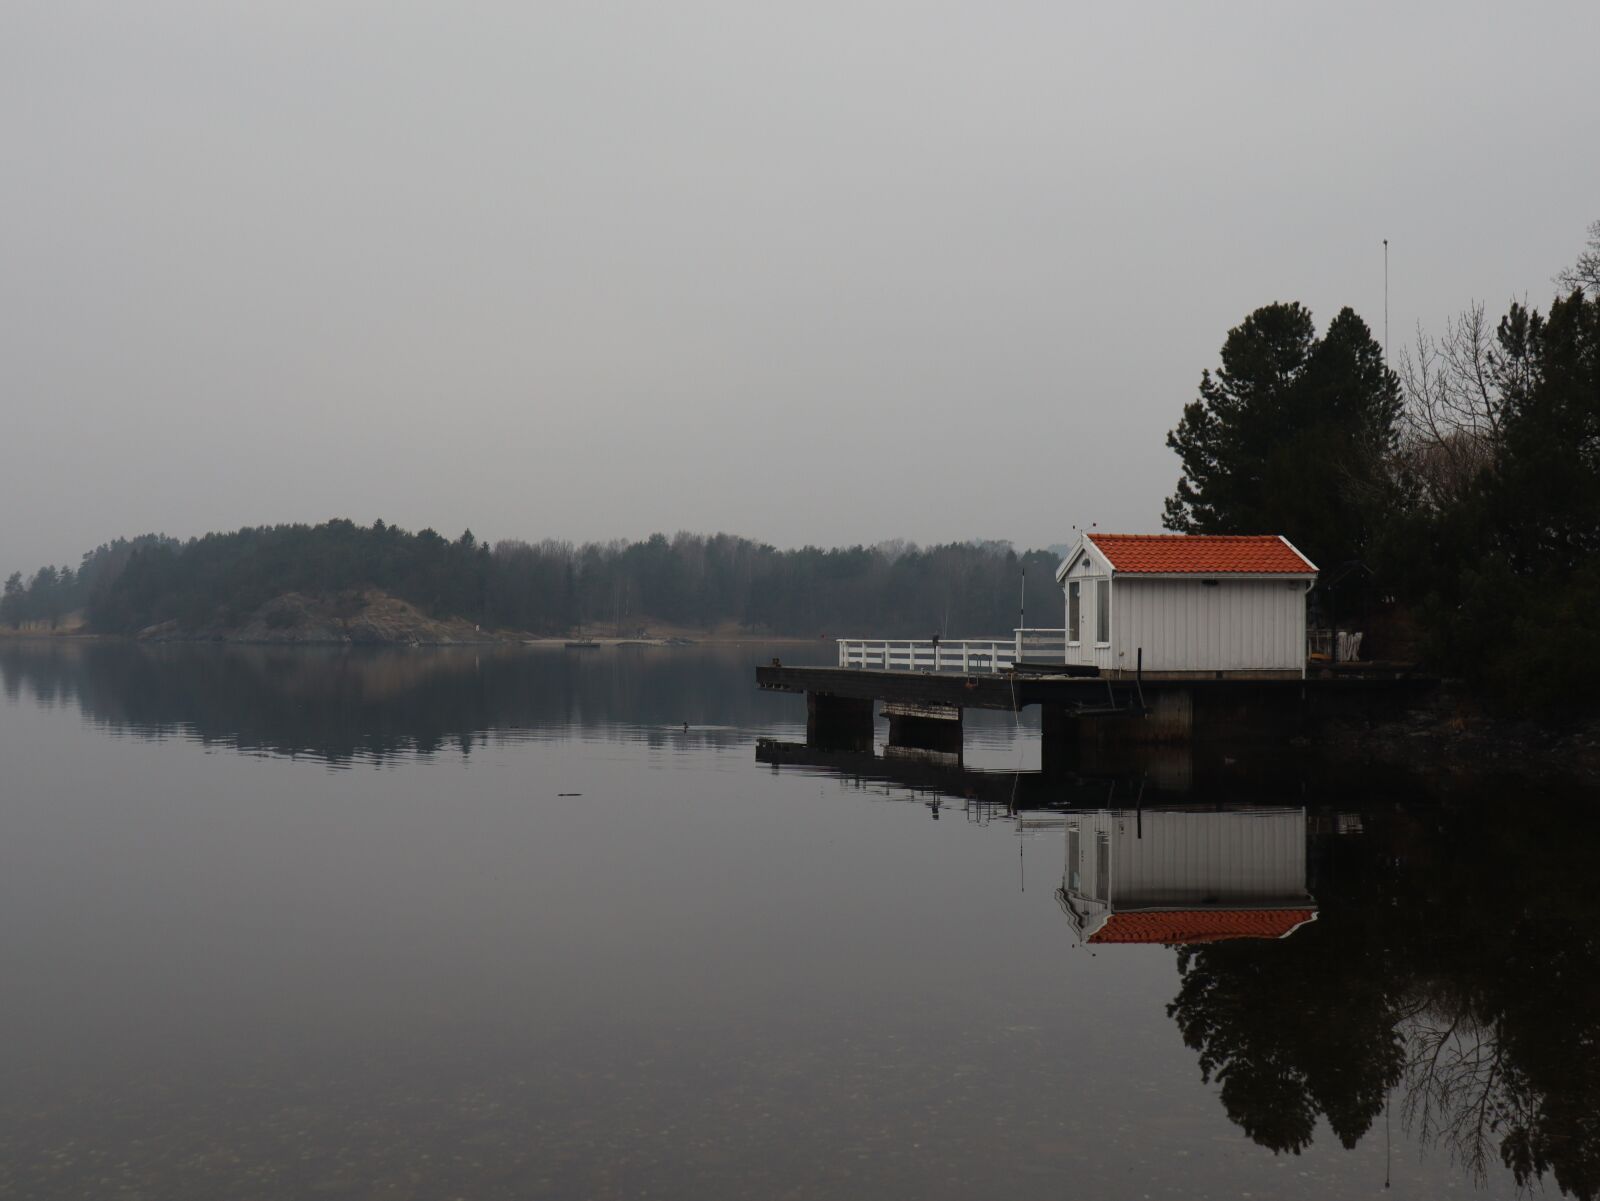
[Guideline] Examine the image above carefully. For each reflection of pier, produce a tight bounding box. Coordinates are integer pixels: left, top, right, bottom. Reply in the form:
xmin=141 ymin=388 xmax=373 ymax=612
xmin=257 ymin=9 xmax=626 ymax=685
xmin=754 ymin=738 xmax=1314 ymax=815
xmin=762 ymin=677 xmax=1358 ymax=955
xmin=1057 ymin=808 xmax=1317 ymax=945
xmin=758 ymin=740 xmax=1323 ymax=946
xmin=756 ymin=738 xmax=1063 ymax=809
xmin=759 ymin=716 xmax=1328 ymax=799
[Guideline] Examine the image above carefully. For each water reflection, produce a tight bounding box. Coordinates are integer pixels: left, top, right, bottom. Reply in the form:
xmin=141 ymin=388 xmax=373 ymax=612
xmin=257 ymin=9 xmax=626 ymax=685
xmin=4 ymin=641 xmax=1597 ymax=1198
xmin=1058 ymin=808 xmax=1317 ymax=945
xmin=0 ymin=640 xmax=825 ymax=764
xmin=1176 ymin=796 xmax=1600 ymax=1198
xmin=760 ymin=741 xmax=1600 ymax=1198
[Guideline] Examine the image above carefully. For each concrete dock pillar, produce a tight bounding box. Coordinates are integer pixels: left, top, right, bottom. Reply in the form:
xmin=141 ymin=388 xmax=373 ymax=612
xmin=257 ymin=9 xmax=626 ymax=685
xmin=805 ymin=692 xmax=875 ymax=753
xmin=881 ymin=701 xmax=963 ymax=758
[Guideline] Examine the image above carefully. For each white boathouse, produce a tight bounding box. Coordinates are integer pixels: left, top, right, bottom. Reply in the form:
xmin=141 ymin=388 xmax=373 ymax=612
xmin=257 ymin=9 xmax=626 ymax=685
xmin=1055 ymin=534 xmax=1317 ymax=679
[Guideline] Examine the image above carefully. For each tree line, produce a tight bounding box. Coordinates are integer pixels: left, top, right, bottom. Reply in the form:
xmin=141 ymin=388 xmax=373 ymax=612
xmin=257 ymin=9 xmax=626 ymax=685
xmin=1164 ymin=221 xmax=1599 ymax=708
xmin=2 ymin=535 xmax=176 ymax=631
xmin=3 ymin=518 xmax=1058 ymax=640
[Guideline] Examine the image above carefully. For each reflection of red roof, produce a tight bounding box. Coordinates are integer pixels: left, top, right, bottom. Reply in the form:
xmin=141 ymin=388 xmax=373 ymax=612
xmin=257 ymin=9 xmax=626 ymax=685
xmin=1087 ymin=534 xmax=1316 ymax=575
xmin=1089 ymin=908 xmax=1317 ymax=944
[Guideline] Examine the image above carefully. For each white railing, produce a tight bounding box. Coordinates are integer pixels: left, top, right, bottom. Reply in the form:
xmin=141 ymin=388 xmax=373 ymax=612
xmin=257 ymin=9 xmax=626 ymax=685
xmin=837 ymin=629 xmax=1067 ymax=674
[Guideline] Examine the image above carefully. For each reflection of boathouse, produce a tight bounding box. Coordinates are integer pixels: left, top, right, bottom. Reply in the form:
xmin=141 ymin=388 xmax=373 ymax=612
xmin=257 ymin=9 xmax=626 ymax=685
xmin=1058 ymin=808 xmax=1317 ymax=944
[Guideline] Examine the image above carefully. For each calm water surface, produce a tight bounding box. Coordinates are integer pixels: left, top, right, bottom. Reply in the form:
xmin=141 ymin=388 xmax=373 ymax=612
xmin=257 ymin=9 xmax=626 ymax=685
xmin=2 ymin=642 xmax=1594 ymax=1199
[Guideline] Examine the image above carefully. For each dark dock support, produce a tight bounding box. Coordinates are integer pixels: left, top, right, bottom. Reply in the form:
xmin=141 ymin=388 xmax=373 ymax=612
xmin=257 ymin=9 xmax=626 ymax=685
xmin=1040 ymin=703 xmax=1074 ymax=779
xmin=882 ymin=701 xmax=963 ymax=758
xmin=806 ymin=692 xmax=874 ymax=753
xmin=761 ymin=664 xmax=1436 ymax=760
xmin=1077 ymin=688 xmax=1194 ymax=748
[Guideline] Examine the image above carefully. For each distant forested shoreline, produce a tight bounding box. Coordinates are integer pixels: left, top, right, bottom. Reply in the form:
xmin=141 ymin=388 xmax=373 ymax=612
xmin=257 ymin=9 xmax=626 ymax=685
xmin=1 ymin=522 xmax=1059 ymax=642
xmin=6 ymin=224 xmax=1597 ymax=712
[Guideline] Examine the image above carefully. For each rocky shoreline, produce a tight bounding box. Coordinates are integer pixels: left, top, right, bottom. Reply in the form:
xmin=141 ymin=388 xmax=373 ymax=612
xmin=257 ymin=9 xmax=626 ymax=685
xmin=1318 ymin=687 xmax=1600 ymax=788
xmin=133 ymin=591 xmax=497 ymax=646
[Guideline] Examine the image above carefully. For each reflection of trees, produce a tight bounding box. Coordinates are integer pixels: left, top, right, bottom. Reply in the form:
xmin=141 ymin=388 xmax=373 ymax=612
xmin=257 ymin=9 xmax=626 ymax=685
xmin=1404 ymin=1004 xmax=1515 ymax=1184
xmin=1170 ymin=939 xmax=1403 ymax=1153
xmin=0 ymin=641 xmax=808 ymax=765
xmin=1402 ymin=912 xmax=1600 ymax=1198
xmin=1167 ymin=821 xmax=1407 ymax=1154
xmin=1168 ymin=800 xmax=1600 ymax=1198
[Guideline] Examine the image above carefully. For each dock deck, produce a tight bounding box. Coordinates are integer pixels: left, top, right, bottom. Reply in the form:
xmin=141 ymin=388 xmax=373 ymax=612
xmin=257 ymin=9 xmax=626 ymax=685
xmin=757 ymin=663 xmax=1142 ymax=712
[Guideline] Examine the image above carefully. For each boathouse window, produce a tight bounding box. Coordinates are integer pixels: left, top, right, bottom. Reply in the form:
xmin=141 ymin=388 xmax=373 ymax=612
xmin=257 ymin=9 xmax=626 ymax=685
xmin=1068 ymin=582 xmax=1081 ymax=642
xmin=1094 ymin=832 xmax=1110 ymax=902
xmin=1095 ymin=579 xmax=1110 ymax=644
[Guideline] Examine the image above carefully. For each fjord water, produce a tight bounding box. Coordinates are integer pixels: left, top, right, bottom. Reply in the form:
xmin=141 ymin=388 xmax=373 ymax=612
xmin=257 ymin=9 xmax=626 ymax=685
xmin=1 ymin=643 xmax=1590 ymax=1199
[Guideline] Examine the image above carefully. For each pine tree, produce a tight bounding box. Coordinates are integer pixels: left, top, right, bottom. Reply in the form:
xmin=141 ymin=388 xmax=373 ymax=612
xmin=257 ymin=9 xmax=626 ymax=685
xmin=1164 ymin=302 xmax=1402 ymax=576
xmin=1 ymin=572 xmax=23 ymax=628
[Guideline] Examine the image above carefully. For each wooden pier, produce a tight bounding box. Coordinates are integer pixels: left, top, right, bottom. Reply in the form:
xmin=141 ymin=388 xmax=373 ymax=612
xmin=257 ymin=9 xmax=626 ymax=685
xmin=755 ymin=661 xmax=1432 ymax=764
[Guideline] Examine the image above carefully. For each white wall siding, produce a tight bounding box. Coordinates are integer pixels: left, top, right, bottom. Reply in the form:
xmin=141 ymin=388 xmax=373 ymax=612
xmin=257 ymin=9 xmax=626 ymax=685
xmin=1113 ymin=578 xmax=1307 ymax=673
xmin=1064 ymin=809 xmax=1309 ymax=910
xmin=1107 ymin=809 xmax=1308 ymax=907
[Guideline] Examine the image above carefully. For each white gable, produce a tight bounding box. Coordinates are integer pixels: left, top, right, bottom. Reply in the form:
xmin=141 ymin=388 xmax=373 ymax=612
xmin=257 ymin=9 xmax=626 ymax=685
xmin=1054 ymin=534 xmax=1110 ymax=583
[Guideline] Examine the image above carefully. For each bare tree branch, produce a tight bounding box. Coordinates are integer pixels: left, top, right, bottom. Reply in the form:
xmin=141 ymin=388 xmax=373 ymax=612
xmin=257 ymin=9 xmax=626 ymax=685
xmin=1555 ymin=218 xmax=1600 ymax=295
xmin=1396 ymin=303 xmax=1504 ymax=509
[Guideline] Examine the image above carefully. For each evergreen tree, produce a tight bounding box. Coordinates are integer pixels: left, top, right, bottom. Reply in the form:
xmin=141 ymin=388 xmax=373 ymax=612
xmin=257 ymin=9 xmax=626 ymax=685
xmin=28 ymin=566 xmax=62 ymax=629
xmin=1164 ymin=303 xmax=1402 ymax=579
xmin=1427 ymin=288 xmax=1600 ymax=707
xmin=1 ymin=572 xmax=23 ymax=628
xmin=1490 ymin=292 xmax=1600 ymax=573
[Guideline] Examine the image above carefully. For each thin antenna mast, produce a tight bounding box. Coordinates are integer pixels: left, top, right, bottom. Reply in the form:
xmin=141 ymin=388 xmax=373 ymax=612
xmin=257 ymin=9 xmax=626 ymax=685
xmin=1383 ymin=238 xmax=1390 ymax=366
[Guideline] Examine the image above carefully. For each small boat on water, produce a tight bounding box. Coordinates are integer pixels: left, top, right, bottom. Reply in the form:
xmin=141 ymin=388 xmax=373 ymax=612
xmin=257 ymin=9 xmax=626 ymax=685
xmin=564 ymin=640 xmax=602 ymax=649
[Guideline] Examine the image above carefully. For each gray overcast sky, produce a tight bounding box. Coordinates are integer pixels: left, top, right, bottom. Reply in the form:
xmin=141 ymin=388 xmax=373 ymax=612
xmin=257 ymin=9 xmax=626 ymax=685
xmin=2 ymin=1 xmax=1596 ymax=575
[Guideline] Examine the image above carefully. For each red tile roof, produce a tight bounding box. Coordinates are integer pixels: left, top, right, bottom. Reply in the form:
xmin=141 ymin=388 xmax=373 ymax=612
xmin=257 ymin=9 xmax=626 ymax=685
xmin=1089 ymin=908 xmax=1317 ymax=945
xmin=1086 ymin=534 xmax=1316 ymax=575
